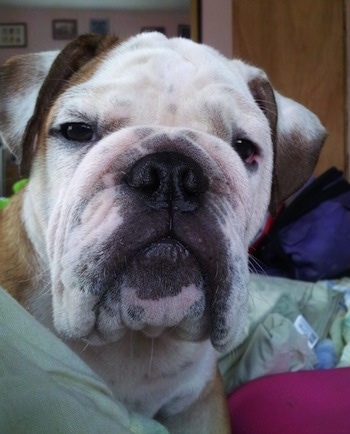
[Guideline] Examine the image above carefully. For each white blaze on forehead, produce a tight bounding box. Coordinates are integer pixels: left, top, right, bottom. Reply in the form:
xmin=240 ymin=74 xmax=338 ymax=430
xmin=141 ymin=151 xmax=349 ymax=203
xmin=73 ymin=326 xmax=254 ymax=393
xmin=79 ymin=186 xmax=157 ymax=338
xmin=52 ymin=33 xmax=266 ymax=135
xmin=94 ymin=33 xmax=215 ymax=81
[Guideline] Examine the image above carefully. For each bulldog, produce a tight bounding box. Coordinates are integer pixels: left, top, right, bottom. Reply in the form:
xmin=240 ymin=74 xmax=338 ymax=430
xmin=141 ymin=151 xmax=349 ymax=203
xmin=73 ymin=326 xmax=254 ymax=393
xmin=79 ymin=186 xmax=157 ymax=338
xmin=0 ymin=33 xmax=325 ymax=433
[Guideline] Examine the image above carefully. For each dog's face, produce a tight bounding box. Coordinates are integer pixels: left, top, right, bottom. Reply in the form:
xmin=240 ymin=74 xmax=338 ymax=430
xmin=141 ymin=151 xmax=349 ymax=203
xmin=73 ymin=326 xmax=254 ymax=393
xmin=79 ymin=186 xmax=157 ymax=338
xmin=0 ymin=33 xmax=325 ymax=352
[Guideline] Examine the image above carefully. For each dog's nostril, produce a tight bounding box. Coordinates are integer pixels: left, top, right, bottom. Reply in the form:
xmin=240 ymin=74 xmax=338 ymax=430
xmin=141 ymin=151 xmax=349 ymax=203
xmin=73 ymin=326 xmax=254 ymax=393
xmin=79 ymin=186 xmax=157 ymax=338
xmin=180 ymin=166 xmax=208 ymax=196
xmin=127 ymin=165 xmax=161 ymax=194
xmin=124 ymin=151 xmax=209 ymax=212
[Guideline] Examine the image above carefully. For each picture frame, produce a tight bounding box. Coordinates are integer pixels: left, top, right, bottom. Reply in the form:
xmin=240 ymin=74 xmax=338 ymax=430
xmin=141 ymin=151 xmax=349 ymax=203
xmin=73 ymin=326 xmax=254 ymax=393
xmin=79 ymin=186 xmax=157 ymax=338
xmin=0 ymin=23 xmax=27 ymax=48
xmin=52 ymin=19 xmax=78 ymax=40
xmin=141 ymin=26 xmax=166 ymax=35
xmin=90 ymin=19 xmax=109 ymax=36
xmin=178 ymin=24 xmax=191 ymax=39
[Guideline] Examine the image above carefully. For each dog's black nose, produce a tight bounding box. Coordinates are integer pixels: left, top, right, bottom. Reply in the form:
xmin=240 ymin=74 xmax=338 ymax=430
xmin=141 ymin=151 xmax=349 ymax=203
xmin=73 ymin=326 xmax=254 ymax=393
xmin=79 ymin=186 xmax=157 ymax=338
xmin=124 ymin=152 xmax=209 ymax=212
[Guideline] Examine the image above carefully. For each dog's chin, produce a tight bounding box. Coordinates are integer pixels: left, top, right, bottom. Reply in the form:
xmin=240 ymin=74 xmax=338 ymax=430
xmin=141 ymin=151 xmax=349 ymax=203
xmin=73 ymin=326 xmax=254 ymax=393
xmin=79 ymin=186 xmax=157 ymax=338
xmin=83 ymin=238 xmax=211 ymax=346
xmin=82 ymin=324 xmax=207 ymax=347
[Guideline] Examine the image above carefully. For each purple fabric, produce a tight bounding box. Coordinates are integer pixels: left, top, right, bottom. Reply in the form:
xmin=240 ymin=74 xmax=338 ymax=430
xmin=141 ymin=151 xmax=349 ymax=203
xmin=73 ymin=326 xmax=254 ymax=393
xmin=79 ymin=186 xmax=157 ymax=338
xmin=280 ymin=198 xmax=350 ymax=281
xmin=252 ymin=192 xmax=350 ymax=281
xmin=252 ymin=168 xmax=350 ymax=281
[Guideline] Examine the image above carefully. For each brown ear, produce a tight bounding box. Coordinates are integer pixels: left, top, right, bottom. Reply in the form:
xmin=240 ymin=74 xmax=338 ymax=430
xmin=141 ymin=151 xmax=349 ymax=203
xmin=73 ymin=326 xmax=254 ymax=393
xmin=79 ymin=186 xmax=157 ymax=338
xmin=248 ymin=76 xmax=278 ymax=144
xmin=248 ymin=74 xmax=326 ymax=215
xmin=20 ymin=34 xmax=119 ymax=177
xmin=269 ymin=92 xmax=326 ymax=214
xmin=0 ymin=50 xmax=58 ymax=161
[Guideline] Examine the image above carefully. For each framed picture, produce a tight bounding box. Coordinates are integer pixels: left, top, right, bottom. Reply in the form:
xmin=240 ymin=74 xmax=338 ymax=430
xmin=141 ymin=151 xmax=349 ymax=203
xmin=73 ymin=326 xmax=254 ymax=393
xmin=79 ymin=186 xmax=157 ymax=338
xmin=0 ymin=23 xmax=27 ymax=48
xmin=178 ymin=24 xmax=191 ymax=39
xmin=141 ymin=27 xmax=166 ymax=35
xmin=90 ymin=19 xmax=109 ymax=36
xmin=52 ymin=19 xmax=78 ymax=40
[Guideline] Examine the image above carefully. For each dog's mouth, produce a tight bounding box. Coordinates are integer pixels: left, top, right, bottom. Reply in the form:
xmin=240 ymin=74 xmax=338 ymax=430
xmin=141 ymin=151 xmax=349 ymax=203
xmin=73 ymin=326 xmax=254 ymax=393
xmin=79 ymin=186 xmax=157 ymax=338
xmin=93 ymin=236 xmax=210 ymax=343
xmin=122 ymin=238 xmax=205 ymax=301
xmin=56 ymin=201 xmax=249 ymax=352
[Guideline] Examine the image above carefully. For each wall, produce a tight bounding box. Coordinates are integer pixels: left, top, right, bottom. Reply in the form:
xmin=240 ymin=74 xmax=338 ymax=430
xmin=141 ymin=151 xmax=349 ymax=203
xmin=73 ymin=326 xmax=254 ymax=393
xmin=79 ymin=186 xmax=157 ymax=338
xmin=201 ymin=0 xmax=232 ymax=57
xmin=0 ymin=8 xmax=189 ymax=64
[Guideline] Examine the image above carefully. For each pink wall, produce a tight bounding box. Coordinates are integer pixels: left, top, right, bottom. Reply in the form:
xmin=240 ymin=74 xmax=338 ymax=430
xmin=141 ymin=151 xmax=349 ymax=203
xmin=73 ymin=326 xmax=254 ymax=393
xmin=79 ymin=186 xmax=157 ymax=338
xmin=0 ymin=8 xmax=189 ymax=64
xmin=0 ymin=3 xmax=234 ymax=65
xmin=201 ymin=0 xmax=232 ymax=58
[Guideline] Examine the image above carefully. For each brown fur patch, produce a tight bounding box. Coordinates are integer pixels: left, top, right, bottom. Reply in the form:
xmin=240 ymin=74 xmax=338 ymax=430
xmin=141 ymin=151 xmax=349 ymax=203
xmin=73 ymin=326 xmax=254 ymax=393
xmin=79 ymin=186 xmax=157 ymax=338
xmin=0 ymin=192 xmax=41 ymax=302
xmin=20 ymin=34 xmax=120 ymax=178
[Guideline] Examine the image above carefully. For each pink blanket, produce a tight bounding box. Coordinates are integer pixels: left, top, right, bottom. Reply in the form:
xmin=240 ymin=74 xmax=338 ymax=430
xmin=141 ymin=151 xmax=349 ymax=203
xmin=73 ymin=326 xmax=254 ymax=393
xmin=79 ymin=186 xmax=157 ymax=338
xmin=228 ymin=368 xmax=350 ymax=434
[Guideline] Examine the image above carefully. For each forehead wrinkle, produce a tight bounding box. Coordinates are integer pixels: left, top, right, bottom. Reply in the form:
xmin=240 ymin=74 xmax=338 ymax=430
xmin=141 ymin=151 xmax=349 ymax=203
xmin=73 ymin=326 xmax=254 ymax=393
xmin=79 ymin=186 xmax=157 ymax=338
xmin=51 ymin=107 xmax=130 ymax=140
xmin=51 ymin=85 xmax=131 ymax=123
xmin=100 ymin=117 xmax=129 ymax=135
xmin=203 ymin=101 xmax=231 ymax=142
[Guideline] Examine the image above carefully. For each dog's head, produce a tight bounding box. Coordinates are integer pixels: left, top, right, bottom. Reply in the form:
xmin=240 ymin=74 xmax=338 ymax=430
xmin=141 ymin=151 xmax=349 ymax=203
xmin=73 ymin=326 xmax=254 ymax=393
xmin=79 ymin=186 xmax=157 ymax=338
xmin=0 ymin=33 xmax=325 ymax=352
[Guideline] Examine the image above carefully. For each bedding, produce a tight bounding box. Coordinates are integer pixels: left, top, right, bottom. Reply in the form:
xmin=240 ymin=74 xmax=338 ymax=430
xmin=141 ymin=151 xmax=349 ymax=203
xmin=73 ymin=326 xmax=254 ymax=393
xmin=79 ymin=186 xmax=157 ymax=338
xmin=219 ymin=274 xmax=346 ymax=392
xmin=1 ymin=274 xmax=350 ymax=432
xmin=228 ymin=367 xmax=350 ymax=434
xmin=0 ymin=287 xmax=167 ymax=434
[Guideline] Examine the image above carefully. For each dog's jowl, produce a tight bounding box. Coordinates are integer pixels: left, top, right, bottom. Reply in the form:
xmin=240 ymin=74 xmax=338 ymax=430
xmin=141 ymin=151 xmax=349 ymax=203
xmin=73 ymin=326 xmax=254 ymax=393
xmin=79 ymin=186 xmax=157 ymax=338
xmin=0 ymin=33 xmax=325 ymax=433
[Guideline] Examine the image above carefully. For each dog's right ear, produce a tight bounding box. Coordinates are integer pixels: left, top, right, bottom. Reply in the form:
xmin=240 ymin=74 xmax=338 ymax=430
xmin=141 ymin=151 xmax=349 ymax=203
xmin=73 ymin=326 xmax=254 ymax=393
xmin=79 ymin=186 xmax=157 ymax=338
xmin=0 ymin=34 xmax=119 ymax=177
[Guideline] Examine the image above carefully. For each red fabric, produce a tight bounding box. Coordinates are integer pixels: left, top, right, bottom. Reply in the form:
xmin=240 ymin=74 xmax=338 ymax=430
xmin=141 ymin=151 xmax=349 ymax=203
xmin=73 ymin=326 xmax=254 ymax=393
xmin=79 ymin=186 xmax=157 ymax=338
xmin=228 ymin=368 xmax=350 ymax=434
xmin=248 ymin=210 xmax=282 ymax=254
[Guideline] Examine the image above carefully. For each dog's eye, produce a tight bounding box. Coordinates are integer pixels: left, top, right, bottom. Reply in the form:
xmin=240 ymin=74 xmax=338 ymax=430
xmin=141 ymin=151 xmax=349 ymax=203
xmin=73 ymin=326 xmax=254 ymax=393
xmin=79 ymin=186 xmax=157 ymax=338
xmin=60 ymin=123 xmax=95 ymax=142
xmin=233 ymin=138 xmax=258 ymax=165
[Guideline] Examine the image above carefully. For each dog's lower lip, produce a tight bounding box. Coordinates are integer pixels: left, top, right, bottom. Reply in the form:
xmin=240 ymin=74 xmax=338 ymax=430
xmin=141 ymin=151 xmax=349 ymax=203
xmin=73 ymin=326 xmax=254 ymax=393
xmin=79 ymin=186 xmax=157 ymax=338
xmin=143 ymin=238 xmax=190 ymax=262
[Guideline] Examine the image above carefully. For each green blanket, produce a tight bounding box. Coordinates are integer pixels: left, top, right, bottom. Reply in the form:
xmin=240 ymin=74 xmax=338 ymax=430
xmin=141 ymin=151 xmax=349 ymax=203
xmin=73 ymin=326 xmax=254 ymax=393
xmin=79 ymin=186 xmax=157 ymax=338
xmin=1 ymin=275 xmax=346 ymax=433
xmin=0 ymin=287 xmax=168 ymax=434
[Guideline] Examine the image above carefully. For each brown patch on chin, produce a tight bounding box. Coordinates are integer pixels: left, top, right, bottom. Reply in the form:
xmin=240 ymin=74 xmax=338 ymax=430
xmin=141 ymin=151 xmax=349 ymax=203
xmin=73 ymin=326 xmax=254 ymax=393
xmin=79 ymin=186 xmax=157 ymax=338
xmin=122 ymin=238 xmax=205 ymax=301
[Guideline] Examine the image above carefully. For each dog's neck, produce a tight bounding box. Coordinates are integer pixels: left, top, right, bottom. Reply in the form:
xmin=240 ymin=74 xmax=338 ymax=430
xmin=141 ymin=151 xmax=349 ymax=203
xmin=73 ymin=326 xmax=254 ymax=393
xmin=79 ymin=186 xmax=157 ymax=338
xmin=68 ymin=331 xmax=216 ymax=418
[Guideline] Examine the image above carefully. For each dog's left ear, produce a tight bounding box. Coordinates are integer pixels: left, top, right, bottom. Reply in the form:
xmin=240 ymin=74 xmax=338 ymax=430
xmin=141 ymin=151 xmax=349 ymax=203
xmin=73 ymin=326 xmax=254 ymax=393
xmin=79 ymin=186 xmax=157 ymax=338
xmin=246 ymin=66 xmax=327 ymax=214
xmin=0 ymin=34 xmax=119 ymax=177
xmin=270 ymin=91 xmax=327 ymax=213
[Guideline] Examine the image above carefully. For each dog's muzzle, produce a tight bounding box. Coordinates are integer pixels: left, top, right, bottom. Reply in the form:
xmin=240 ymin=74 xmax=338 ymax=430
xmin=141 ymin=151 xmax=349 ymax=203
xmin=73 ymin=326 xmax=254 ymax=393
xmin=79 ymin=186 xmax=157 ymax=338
xmin=115 ymin=152 xmax=210 ymax=337
xmin=52 ymin=133 xmax=249 ymax=351
xmin=92 ymin=151 xmax=212 ymax=339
